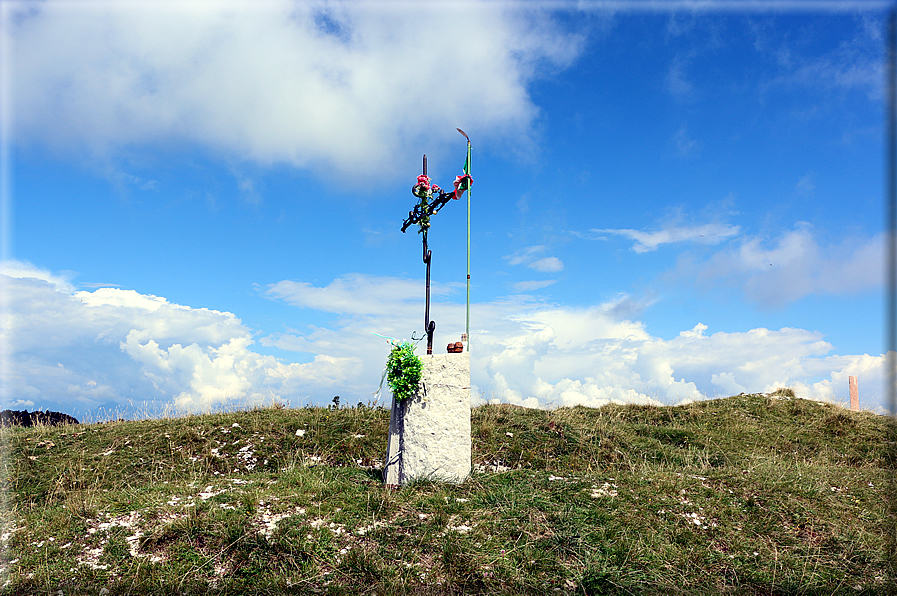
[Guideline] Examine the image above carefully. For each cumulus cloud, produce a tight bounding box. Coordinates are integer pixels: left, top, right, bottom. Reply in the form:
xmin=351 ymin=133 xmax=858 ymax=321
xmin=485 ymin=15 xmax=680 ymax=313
xmin=0 ymin=259 xmax=75 ymax=292
xmin=480 ymin=313 xmax=889 ymax=412
xmin=5 ymin=0 xmax=585 ymax=182
xmin=595 ymin=223 xmax=741 ymax=253
xmin=4 ymin=265 xmax=890 ymax=416
xmin=1 ymin=261 xmax=359 ymax=415
xmin=678 ymin=223 xmax=883 ymax=308
xmin=121 ymin=332 xmax=355 ymax=412
xmin=262 ymin=276 xmax=891 ymax=412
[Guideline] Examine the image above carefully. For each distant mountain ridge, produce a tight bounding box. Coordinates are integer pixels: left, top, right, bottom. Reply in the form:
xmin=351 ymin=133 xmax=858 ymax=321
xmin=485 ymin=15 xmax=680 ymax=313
xmin=0 ymin=409 xmax=79 ymax=427
xmin=1 ymin=399 xmax=154 ymax=423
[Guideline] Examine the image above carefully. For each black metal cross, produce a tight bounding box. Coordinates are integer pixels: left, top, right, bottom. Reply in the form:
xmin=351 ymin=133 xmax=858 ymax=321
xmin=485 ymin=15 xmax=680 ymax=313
xmin=401 ymin=154 xmax=459 ymax=354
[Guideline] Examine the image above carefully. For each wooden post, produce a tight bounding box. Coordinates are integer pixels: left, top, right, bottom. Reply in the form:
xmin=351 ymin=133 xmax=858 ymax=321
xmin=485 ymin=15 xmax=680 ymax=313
xmin=849 ymin=375 xmax=859 ymax=411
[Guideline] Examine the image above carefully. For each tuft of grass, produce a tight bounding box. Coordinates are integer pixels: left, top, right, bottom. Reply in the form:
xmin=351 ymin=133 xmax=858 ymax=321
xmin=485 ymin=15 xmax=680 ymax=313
xmin=0 ymin=395 xmax=893 ymax=594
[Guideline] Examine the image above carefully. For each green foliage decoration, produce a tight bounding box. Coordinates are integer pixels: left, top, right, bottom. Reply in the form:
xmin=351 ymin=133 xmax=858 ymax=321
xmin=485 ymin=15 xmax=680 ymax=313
xmin=386 ymin=341 xmax=423 ymax=401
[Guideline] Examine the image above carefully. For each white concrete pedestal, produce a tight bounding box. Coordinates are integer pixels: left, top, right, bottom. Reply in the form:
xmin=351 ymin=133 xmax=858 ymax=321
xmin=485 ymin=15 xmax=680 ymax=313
xmin=383 ymin=352 xmax=471 ymax=486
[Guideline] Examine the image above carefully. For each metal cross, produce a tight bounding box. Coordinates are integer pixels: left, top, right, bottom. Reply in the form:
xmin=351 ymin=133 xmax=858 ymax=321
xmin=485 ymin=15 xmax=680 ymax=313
xmin=401 ymin=154 xmax=459 ymax=354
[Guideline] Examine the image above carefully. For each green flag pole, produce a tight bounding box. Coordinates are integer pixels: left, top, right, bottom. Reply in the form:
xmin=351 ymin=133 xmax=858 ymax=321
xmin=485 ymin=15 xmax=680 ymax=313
xmin=457 ymin=128 xmax=471 ymax=350
xmin=466 ymin=139 xmax=471 ymax=349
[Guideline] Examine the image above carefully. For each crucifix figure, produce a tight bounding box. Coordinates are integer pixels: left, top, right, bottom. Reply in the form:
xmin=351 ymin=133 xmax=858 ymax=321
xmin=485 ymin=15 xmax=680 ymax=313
xmin=401 ymin=153 xmax=471 ymax=354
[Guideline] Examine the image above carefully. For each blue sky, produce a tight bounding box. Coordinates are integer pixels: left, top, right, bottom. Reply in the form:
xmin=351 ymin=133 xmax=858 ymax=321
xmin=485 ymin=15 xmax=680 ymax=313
xmin=1 ymin=0 xmax=892 ymax=419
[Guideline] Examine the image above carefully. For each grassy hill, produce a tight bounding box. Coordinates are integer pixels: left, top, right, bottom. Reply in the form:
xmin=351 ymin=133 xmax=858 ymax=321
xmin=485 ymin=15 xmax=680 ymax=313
xmin=0 ymin=392 xmax=893 ymax=595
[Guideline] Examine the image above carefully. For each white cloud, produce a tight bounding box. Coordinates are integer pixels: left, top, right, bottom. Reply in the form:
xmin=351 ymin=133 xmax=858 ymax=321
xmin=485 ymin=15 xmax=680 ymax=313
xmin=263 ymin=274 xmax=457 ymax=317
xmin=680 ymin=224 xmax=883 ymax=307
xmin=5 ymin=1 xmax=585 ymax=182
xmin=711 ymin=371 xmax=747 ymax=396
xmin=679 ymin=322 xmax=708 ymax=339
xmin=5 ymin=399 xmax=34 ymax=409
xmin=529 ymin=257 xmax=564 ymax=272
xmin=4 ymin=265 xmax=890 ymax=416
xmin=79 ymin=282 xmax=122 ymax=289
xmin=674 ymin=124 xmax=700 ymax=156
xmin=470 ymin=302 xmax=890 ymax=411
xmin=264 ymin=276 xmax=891 ymax=413
xmin=121 ymin=332 xmax=357 ymax=412
xmin=666 ymin=56 xmax=694 ymax=98
xmin=513 ymin=280 xmax=557 ymax=292
xmin=1 ymin=262 xmax=359 ymax=414
xmin=0 ymin=259 xmax=75 ymax=292
xmin=505 ymin=245 xmax=547 ymax=266
xmin=767 ymin=13 xmax=884 ymax=101
xmin=504 ymin=245 xmax=564 ymax=272
xmin=259 ymin=275 xmax=471 ymax=399
xmin=794 ymin=173 xmax=815 ymax=198
xmin=595 ymin=223 xmax=741 ymax=253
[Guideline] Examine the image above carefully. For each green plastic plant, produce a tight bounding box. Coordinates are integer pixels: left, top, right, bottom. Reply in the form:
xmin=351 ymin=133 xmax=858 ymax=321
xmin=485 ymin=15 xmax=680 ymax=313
xmin=386 ymin=341 xmax=423 ymax=401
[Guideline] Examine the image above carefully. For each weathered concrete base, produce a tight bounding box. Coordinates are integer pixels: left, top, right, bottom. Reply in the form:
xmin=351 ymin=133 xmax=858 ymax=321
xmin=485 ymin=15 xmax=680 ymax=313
xmin=383 ymin=352 xmax=471 ymax=486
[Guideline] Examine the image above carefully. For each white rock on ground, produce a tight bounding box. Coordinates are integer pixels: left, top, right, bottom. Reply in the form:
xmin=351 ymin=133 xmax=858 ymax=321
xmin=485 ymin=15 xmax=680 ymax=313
xmin=383 ymin=352 xmax=471 ymax=485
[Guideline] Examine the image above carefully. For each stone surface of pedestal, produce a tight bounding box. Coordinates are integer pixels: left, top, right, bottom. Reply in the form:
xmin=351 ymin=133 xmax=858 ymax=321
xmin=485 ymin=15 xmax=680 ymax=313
xmin=383 ymin=352 xmax=471 ymax=486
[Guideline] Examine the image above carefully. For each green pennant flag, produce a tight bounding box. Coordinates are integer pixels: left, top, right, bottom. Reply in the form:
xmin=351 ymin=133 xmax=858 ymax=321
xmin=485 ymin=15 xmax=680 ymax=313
xmin=453 ymin=154 xmax=473 ymax=199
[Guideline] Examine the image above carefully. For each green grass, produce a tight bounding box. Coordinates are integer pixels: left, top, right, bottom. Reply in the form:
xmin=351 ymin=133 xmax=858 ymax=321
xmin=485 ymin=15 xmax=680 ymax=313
xmin=0 ymin=394 xmax=893 ymax=595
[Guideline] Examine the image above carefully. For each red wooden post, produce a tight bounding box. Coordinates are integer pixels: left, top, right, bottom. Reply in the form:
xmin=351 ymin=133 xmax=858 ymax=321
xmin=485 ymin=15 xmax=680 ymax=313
xmin=849 ymin=375 xmax=859 ymax=411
